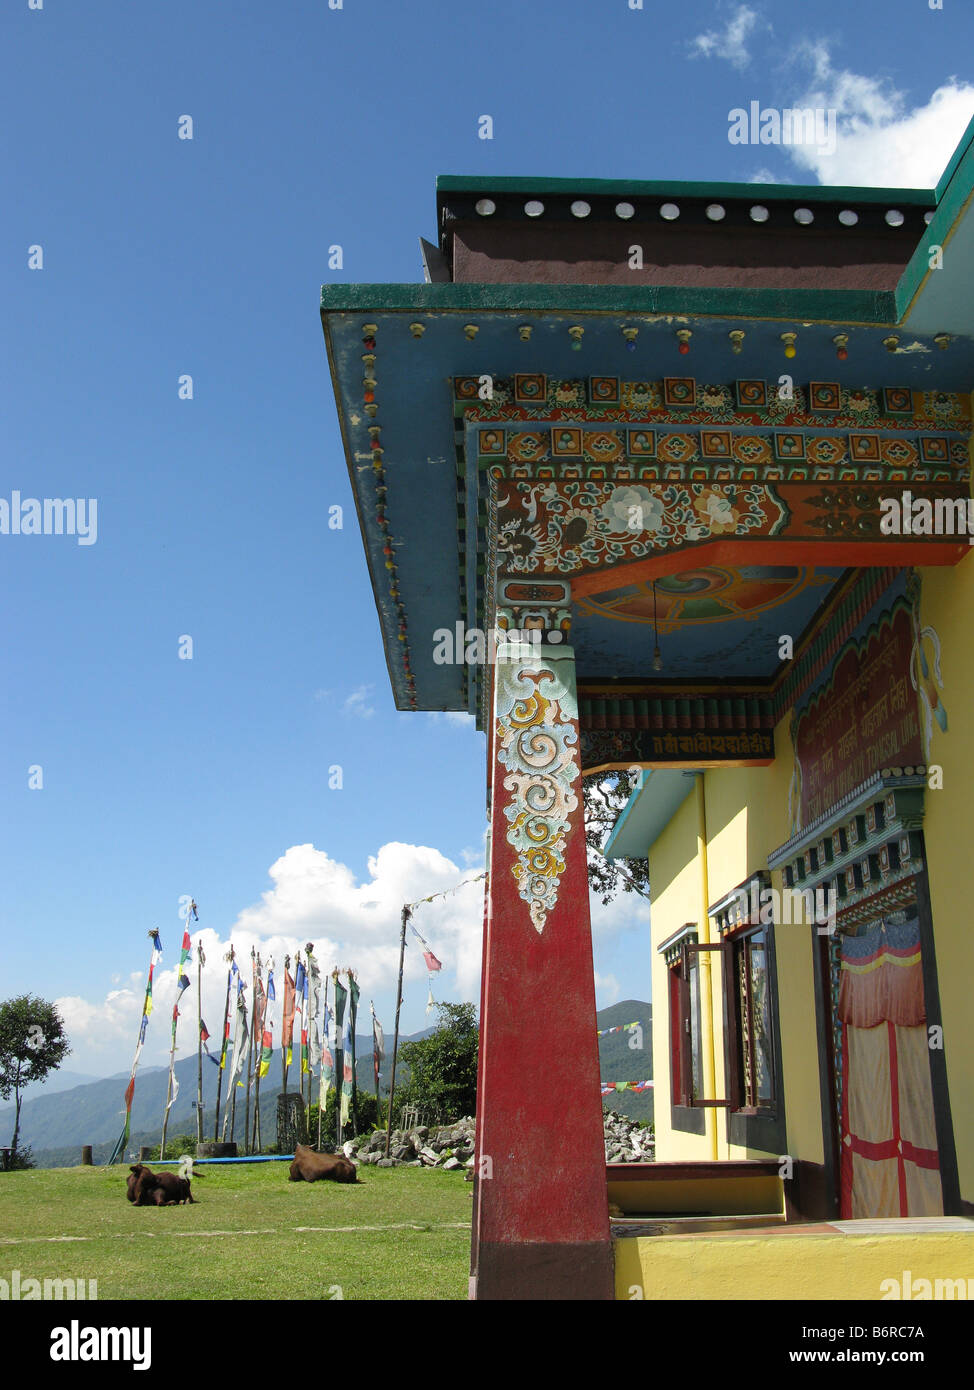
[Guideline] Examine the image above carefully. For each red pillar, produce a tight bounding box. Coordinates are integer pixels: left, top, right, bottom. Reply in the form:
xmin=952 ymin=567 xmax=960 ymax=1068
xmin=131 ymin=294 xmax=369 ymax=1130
xmin=470 ymin=639 xmax=613 ymax=1300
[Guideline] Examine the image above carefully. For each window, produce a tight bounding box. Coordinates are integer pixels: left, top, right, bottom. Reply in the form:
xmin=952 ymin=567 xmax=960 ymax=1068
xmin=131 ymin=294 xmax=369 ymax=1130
xmin=733 ymin=928 xmax=775 ymax=1110
xmin=669 ymin=945 xmax=705 ymax=1107
xmin=733 ymin=928 xmax=772 ymax=1112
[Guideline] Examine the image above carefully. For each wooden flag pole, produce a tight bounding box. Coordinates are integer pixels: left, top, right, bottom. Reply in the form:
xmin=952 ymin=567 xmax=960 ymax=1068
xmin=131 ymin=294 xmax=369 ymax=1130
xmin=349 ymin=970 xmax=358 ymax=1139
xmin=384 ymin=906 xmax=410 ymax=1158
xmin=251 ymin=952 xmax=263 ymax=1154
xmin=372 ymin=1001 xmax=381 ymax=1118
xmin=160 ymin=977 xmax=180 ymax=1162
xmin=196 ymin=937 xmax=204 ymax=1145
xmin=294 ymin=950 xmax=301 ymax=1112
xmin=214 ymin=945 xmax=234 ymax=1141
xmin=244 ymin=947 xmax=255 ymax=1155
xmin=333 ymin=968 xmax=342 ymax=1152
xmin=281 ymin=953 xmax=290 ymax=1101
xmin=318 ymin=972 xmax=328 ymax=1150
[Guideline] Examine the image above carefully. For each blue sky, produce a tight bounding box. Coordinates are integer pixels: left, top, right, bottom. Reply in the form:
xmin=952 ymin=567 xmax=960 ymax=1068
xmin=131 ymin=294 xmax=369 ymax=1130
xmin=2 ymin=0 xmax=973 ymax=1078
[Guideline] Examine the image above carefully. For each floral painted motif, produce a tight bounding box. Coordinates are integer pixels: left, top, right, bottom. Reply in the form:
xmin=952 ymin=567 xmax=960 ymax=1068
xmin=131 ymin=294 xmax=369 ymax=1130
xmin=600 ymin=485 xmax=664 ymax=534
xmin=694 ymin=488 xmax=739 ymax=534
xmin=494 ymin=478 xmax=786 ymax=575
xmin=495 ymin=660 xmax=580 ymax=934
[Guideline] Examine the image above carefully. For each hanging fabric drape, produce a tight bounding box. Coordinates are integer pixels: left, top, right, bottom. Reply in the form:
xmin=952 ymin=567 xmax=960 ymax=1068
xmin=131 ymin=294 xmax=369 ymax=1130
xmin=837 ymin=915 xmax=942 ymax=1219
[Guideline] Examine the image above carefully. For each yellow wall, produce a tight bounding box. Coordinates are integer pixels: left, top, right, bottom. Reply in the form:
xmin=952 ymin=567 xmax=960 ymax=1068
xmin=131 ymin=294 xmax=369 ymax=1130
xmin=647 ymin=789 xmax=707 ymax=1161
xmin=646 ymin=560 xmax=974 ymax=1203
xmin=648 ymin=717 xmax=826 ymax=1167
xmin=615 ymin=1229 xmax=974 ymax=1301
xmin=913 ymin=557 xmax=974 ymax=1203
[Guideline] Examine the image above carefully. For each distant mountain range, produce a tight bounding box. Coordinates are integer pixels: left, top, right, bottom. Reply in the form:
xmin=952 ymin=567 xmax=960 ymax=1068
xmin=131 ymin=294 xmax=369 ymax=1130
xmin=0 ymin=1031 xmax=426 ymax=1165
xmin=3 ymin=1001 xmax=652 ymax=1165
xmin=595 ymin=1000 xmax=654 ymax=1125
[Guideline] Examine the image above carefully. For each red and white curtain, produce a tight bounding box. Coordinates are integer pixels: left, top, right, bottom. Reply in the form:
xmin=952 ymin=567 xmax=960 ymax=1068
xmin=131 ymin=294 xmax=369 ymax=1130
xmin=838 ymin=915 xmax=942 ymax=1219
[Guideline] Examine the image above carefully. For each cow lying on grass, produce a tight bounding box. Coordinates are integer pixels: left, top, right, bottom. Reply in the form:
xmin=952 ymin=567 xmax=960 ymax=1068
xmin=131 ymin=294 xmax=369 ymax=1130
xmin=289 ymin=1143 xmax=359 ymax=1184
xmin=127 ymin=1163 xmax=196 ymax=1205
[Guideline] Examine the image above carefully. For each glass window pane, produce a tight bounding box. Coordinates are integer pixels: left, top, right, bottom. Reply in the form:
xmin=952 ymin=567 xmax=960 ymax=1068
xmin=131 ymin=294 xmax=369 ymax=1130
xmin=689 ymin=961 xmax=703 ymax=1102
xmin=749 ymin=930 xmax=774 ymax=1102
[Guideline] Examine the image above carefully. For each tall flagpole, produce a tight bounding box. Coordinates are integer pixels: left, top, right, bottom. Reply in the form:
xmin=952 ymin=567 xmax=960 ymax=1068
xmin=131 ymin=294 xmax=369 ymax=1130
xmin=384 ymin=905 xmax=410 ymax=1158
xmin=251 ymin=951 xmax=263 ymax=1154
xmin=196 ymin=934 xmax=204 ymax=1144
xmin=160 ymin=1007 xmax=178 ymax=1162
xmin=245 ymin=946 xmax=256 ymax=1155
xmin=282 ymin=953 xmax=290 ymax=1099
xmin=318 ymin=972 xmax=328 ymax=1150
xmin=295 ymin=950 xmax=304 ymax=1111
xmin=214 ymin=945 xmax=234 ymax=1141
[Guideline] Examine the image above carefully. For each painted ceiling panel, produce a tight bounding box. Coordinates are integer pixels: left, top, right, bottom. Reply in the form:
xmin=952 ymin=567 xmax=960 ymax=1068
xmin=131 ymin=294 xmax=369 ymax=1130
xmin=573 ymin=565 xmax=846 ymax=680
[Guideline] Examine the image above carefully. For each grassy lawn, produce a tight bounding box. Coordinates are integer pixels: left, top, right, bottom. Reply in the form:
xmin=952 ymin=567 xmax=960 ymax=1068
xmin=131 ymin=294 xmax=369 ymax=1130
xmin=0 ymin=1161 xmax=473 ymax=1300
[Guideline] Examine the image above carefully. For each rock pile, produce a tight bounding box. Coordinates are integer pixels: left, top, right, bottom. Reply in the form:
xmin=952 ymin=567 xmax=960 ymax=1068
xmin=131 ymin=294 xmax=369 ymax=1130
xmin=603 ymin=1110 xmax=655 ymax=1164
xmin=345 ymin=1116 xmax=476 ymax=1170
xmin=335 ymin=1111 xmax=654 ymax=1169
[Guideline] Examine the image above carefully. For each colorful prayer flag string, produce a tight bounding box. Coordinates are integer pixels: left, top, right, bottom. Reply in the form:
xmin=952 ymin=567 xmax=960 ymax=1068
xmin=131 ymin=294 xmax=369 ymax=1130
xmin=599 ymin=1080 xmax=654 ymax=1096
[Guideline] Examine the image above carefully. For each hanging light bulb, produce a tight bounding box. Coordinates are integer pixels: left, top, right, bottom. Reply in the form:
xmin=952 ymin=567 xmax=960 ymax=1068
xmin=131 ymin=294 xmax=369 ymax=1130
xmin=652 ymin=580 xmax=663 ymax=671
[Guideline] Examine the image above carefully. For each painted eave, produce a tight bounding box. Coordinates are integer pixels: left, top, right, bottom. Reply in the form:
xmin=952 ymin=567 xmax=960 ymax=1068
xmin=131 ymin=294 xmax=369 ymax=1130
xmin=322 ymin=281 xmax=898 ymax=324
xmin=436 ymin=173 xmax=935 ymax=206
xmin=604 ymin=770 xmax=698 ymax=860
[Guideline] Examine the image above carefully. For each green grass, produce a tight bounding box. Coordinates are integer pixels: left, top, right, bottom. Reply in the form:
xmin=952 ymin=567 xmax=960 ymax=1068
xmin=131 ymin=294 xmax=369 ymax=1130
xmin=0 ymin=1162 xmax=473 ymax=1300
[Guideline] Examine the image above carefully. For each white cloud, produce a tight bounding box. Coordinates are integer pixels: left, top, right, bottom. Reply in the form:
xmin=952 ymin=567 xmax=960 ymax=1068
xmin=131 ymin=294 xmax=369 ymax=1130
xmin=590 ymin=884 xmax=650 ymax=942
xmin=594 ymin=973 xmax=621 ymax=1005
xmin=689 ymin=5 xmax=761 ymax=71
xmin=342 ymin=685 xmax=376 ymax=719
xmin=422 ymin=711 xmax=479 ymax=729
xmin=58 ymin=842 xmax=488 ymax=1074
xmin=784 ymin=44 xmax=974 ymax=186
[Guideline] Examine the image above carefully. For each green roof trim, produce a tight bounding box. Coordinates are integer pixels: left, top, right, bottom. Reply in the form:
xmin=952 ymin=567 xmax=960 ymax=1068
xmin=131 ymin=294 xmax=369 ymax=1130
xmin=896 ymin=112 xmax=974 ymax=322
xmin=321 ymin=281 xmax=897 ymax=324
xmin=934 ymin=112 xmax=974 ymax=202
xmin=435 ymin=173 xmax=935 ymax=206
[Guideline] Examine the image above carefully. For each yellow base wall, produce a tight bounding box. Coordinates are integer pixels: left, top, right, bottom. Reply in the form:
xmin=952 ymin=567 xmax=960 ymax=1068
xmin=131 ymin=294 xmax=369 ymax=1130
xmin=614 ymin=1231 xmax=974 ymax=1300
xmin=913 ymin=558 xmax=974 ymax=1204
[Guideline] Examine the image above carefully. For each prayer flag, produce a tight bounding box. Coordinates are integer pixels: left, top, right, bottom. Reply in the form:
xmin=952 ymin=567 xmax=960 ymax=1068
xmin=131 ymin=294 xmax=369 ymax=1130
xmin=259 ymin=1028 xmax=273 ymax=1078
xmin=108 ymin=935 xmax=159 ymax=1164
xmin=282 ymin=968 xmax=295 ymax=1049
xmin=371 ymin=1001 xmax=384 ymax=1091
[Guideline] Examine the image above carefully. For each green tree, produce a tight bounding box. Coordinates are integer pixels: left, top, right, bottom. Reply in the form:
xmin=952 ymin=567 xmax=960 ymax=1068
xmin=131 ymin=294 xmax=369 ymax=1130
xmin=584 ymin=769 xmax=651 ymax=905
xmin=396 ymin=1002 xmax=478 ymax=1124
xmin=0 ymin=995 xmax=71 ymax=1158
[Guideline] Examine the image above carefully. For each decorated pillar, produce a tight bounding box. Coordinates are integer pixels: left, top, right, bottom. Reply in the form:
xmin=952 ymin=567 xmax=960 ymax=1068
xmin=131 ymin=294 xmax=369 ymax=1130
xmin=470 ymin=580 xmax=613 ymax=1300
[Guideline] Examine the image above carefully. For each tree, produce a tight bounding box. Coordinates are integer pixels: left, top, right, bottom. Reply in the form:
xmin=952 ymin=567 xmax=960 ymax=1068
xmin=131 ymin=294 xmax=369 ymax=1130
xmin=396 ymin=1002 xmax=478 ymax=1124
xmin=584 ymin=769 xmax=651 ymax=905
xmin=0 ymin=995 xmax=71 ymax=1158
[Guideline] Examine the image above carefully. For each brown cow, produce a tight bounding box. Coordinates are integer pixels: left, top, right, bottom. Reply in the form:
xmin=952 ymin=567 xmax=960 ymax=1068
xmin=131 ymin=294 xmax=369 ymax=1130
xmin=126 ymin=1164 xmax=147 ymax=1202
xmin=288 ymin=1142 xmax=359 ymax=1184
xmin=129 ymin=1164 xmax=196 ymax=1205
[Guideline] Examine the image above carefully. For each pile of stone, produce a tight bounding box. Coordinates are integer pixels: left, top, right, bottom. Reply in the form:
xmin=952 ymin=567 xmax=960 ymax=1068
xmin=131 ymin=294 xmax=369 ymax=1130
xmin=603 ymin=1110 xmax=655 ymax=1164
xmin=345 ymin=1116 xmax=476 ymax=1171
xmin=335 ymin=1111 xmax=654 ymax=1169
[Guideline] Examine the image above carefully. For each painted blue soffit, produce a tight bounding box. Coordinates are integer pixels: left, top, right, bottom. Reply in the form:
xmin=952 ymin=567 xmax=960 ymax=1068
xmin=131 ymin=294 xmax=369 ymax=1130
xmin=604 ymin=770 xmax=698 ymax=860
